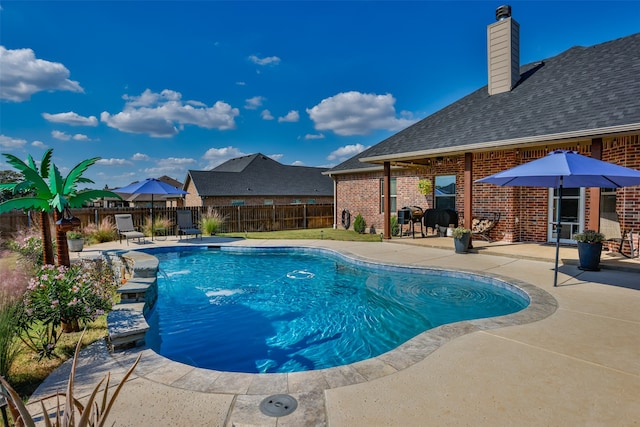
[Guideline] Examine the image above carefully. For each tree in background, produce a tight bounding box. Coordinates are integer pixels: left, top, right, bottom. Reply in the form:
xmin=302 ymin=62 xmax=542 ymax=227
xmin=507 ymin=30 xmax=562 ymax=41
xmin=0 ymin=149 xmax=121 ymax=267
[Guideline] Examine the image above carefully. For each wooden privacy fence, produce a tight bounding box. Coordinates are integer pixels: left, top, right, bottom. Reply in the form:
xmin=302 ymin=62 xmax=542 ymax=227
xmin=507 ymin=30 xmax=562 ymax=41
xmin=0 ymin=204 xmax=334 ymax=236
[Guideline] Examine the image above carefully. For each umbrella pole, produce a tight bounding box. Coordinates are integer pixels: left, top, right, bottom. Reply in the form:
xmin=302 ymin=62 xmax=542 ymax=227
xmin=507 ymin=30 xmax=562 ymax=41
xmin=553 ymin=179 xmax=563 ymax=287
xmin=151 ymin=194 xmax=154 ymax=241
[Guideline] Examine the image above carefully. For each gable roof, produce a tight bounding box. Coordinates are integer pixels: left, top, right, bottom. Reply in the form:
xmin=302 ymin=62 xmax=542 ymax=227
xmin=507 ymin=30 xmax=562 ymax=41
xmin=328 ymin=32 xmax=640 ymax=174
xmin=186 ymin=153 xmax=333 ymax=197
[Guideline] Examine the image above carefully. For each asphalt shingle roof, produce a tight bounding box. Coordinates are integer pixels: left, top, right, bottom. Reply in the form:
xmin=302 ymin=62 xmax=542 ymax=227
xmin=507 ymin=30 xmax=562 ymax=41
xmin=187 ymin=153 xmax=333 ymax=197
xmin=328 ymin=32 xmax=640 ymax=173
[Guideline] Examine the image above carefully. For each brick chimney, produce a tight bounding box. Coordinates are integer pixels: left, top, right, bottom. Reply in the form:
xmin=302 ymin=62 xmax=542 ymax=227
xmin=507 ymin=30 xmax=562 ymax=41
xmin=487 ymin=5 xmax=520 ymax=95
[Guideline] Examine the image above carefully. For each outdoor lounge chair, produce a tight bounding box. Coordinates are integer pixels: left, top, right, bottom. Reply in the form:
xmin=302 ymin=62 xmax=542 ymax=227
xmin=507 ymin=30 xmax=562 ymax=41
xmin=114 ymin=214 xmax=145 ymax=245
xmin=177 ymin=210 xmax=202 ymax=240
xmin=600 ymin=212 xmax=638 ymax=258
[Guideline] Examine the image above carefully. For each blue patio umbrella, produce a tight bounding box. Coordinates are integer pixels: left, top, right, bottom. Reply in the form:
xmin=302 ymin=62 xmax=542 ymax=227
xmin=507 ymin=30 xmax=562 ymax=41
xmin=113 ymin=178 xmax=188 ymax=240
xmin=476 ymin=150 xmax=640 ymax=286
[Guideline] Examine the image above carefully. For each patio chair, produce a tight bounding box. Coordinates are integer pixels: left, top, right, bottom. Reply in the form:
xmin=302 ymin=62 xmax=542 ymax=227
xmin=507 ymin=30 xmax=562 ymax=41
xmin=177 ymin=210 xmax=202 ymax=240
xmin=600 ymin=212 xmax=638 ymax=258
xmin=114 ymin=214 xmax=145 ymax=245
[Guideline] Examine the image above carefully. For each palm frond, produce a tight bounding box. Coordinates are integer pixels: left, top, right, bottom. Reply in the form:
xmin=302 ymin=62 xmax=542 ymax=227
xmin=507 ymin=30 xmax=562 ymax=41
xmin=50 ymin=193 xmax=68 ymax=212
xmin=0 ymin=182 xmax=17 ymax=190
xmin=0 ymin=197 xmax=50 ymax=213
xmin=48 ymin=161 xmax=65 ymax=196
xmin=2 ymin=153 xmax=50 ymax=196
xmin=63 ymin=157 xmax=101 ymax=195
xmin=40 ymin=148 xmax=54 ymax=178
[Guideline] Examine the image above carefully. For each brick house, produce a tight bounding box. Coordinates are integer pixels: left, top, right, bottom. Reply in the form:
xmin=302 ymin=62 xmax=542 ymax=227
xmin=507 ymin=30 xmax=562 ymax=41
xmin=183 ymin=153 xmax=334 ymax=207
xmin=325 ymin=7 xmax=640 ymax=252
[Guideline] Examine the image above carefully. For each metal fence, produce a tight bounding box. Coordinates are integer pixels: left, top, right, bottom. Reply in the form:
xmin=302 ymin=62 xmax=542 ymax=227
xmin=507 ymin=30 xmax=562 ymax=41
xmin=0 ymin=204 xmax=334 ymax=236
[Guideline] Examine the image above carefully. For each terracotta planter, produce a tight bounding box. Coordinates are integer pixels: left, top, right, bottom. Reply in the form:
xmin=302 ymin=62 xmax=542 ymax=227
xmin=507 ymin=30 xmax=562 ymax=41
xmin=577 ymin=241 xmax=602 ymax=271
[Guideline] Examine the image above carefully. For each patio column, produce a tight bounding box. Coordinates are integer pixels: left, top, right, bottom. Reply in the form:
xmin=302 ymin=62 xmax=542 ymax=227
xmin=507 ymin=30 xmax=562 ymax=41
xmin=464 ymin=152 xmax=473 ymax=230
xmin=384 ymin=161 xmax=391 ymax=239
xmin=589 ymin=138 xmax=603 ymax=231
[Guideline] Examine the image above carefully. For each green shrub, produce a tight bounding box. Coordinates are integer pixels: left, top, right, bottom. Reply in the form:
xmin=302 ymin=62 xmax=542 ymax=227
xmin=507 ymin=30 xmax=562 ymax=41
xmin=6 ymin=228 xmax=44 ymax=268
xmin=19 ymin=260 xmax=117 ymax=359
xmin=200 ymin=207 xmax=226 ymax=236
xmin=66 ymin=230 xmax=84 ymax=240
xmin=353 ymin=214 xmax=366 ymax=234
xmin=573 ymin=229 xmax=605 ymax=243
xmin=391 ymin=215 xmax=400 ymax=237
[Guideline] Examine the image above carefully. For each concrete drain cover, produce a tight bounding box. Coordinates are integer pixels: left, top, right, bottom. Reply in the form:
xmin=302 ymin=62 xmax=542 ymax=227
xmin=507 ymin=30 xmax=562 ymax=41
xmin=259 ymin=394 xmax=298 ymax=417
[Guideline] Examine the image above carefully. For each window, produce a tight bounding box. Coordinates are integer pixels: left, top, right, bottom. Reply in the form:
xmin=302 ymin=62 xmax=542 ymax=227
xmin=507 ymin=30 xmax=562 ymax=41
xmin=307 ymin=199 xmax=316 ymax=204
xmin=380 ymin=178 xmax=397 ymax=213
xmin=291 ymin=199 xmax=302 ymax=204
xmin=263 ymin=199 xmax=273 ymax=205
xmin=435 ymin=175 xmax=456 ymax=210
xmin=231 ymin=200 xmax=245 ymax=206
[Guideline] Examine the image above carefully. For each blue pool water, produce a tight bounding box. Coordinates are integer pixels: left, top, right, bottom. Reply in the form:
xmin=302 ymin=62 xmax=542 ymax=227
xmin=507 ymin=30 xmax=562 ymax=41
xmin=144 ymin=247 xmax=528 ymax=373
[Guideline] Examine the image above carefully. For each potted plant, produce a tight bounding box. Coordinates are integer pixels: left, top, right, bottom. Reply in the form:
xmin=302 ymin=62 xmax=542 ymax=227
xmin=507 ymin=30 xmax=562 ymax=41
xmin=573 ymin=229 xmax=605 ymax=271
xmin=66 ymin=230 xmax=84 ymax=252
xmin=417 ymin=178 xmax=432 ymax=196
xmin=452 ymin=226 xmax=471 ymax=253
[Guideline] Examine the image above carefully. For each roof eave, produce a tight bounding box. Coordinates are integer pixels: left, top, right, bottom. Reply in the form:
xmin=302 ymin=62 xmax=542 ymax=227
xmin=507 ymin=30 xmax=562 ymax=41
xmin=360 ymin=123 xmax=640 ymax=164
xmin=323 ymin=164 xmax=409 ymax=176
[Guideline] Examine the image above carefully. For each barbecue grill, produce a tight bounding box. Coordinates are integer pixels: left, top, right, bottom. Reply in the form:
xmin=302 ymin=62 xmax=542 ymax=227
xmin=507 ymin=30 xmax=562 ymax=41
xmin=397 ymin=206 xmax=424 ymax=238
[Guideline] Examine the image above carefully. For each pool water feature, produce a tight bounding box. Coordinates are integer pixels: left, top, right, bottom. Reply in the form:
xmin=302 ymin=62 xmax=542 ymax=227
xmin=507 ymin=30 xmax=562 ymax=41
xmin=144 ymin=247 xmax=528 ymax=373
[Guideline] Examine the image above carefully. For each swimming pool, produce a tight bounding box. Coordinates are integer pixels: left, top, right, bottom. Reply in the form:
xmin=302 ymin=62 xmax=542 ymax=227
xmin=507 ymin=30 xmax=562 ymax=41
xmin=144 ymin=247 xmax=528 ymax=373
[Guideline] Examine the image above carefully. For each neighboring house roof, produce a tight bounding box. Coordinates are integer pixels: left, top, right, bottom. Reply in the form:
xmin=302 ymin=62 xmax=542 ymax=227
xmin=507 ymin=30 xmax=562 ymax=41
xmin=186 ymin=153 xmax=333 ymax=197
xmin=327 ymin=32 xmax=640 ymax=174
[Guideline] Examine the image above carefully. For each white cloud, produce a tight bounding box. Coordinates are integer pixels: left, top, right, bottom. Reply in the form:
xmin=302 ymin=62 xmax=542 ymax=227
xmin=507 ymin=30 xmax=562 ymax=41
xmin=51 ymin=130 xmax=90 ymax=141
xmin=0 ymin=46 xmax=84 ymax=102
xmin=96 ymin=158 xmax=133 ymax=166
xmin=143 ymin=157 xmax=197 ymax=175
xmin=307 ymin=91 xmax=416 ymax=136
xmin=32 ymin=140 xmax=48 ymax=148
xmin=278 ymin=110 xmax=299 ymax=123
xmin=291 ymin=160 xmax=306 ymax=166
xmin=261 ymin=109 xmax=274 ymax=120
xmin=132 ymin=153 xmax=150 ymax=161
xmin=42 ymin=111 xmax=98 ymax=126
xmin=236 ymin=81 xmax=246 ymax=86
xmin=101 ymin=89 xmax=240 ymax=138
xmin=245 ymin=96 xmax=265 ymax=110
xmin=327 ymin=143 xmax=370 ymax=162
xmin=268 ymin=153 xmax=283 ymax=161
xmin=248 ymin=55 xmax=281 ymax=66
xmin=202 ymin=146 xmax=246 ymax=169
xmin=0 ymin=135 xmax=27 ymax=149
xmin=51 ymin=130 xmax=71 ymax=141
xmin=305 ymin=133 xmax=325 ymax=140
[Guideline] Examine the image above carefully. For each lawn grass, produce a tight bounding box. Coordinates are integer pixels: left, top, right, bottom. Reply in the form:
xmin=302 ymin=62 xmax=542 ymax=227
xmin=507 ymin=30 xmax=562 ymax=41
xmin=221 ymin=227 xmax=384 ymax=242
xmin=8 ymin=318 xmax=108 ymax=399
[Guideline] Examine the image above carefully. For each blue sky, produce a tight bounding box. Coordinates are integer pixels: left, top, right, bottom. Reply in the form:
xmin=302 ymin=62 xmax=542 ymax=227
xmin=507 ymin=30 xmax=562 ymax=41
xmin=1 ymin=1 xmax=639 ymax=190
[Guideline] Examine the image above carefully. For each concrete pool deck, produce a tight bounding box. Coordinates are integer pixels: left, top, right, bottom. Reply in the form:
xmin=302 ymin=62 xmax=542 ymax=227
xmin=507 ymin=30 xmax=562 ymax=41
xmin=27 ymin=237 xmax=640 ymax=426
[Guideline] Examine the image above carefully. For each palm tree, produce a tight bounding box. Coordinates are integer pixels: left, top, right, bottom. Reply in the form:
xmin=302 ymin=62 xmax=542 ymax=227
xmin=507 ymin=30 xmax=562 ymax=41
xmin=0 ymin=150 xmax=121 ymax=267
xmin=0 ymin=150 xmax=55 ymax=264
